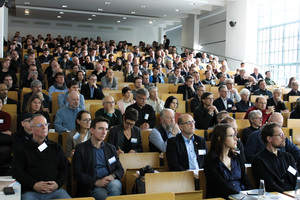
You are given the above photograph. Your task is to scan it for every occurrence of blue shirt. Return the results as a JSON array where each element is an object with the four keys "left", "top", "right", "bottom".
[
  {"left": 93, "top": 142, "right": 110, "bottom": 179},
  {"left": 89, "top": 85, "right": 95, "bottom": 99},
  {"left": 181, "top": 134, "right": 199, "bottom": 170}
]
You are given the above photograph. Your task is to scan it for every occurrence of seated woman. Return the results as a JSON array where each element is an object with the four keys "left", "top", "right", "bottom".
[
  {"left": 0, "top": 97, "right": 12, "bottom": 175},
  {"left": 75, "top": 70, "right": 86, "bottom": 90},
  {"left": 204, "top": 124, "right": 251, "bottom": 199},
  {"left": 164, "top": 96, "right": 181, "bottom": 123},
  {"left": 117, "top": 86, "right": 135, "bottom": 114},
  {"left": 23, "top": 93, "right": 50, "bottom": 123},
  {"left": 290, "top": 98, "right": 300, "bottom": 119},
  {"left": 65, "top": 110, "right": 91, "bottom": 157},
  {"left": 107, "top": 108, "right": 142, "bottom": 155}
]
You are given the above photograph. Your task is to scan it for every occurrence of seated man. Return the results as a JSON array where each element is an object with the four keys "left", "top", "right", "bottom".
[
  {"left": 245, "top": 112, "right": 300, "bottom": 163},
  {"left": 81, "top": 74, "right": 104, "bottom": 100},
  {"left": 12, "top": 114, "right": 71, "bottom": 200},
  {"left": 287, "top": 81, "right": 300, "bottom": 101},
  {"left": 191, "top": 85, "right": 206, "bottom": 112},
  {"left": 54, "top": 91, "right": 83, "bottom": 133},
  {"left": 0, "top": 83, "right": 17, "bottom": 105},
  {"left": 48, "top": 72, "right": 68, "bottom": 100},
  {"left": 101, "top": 69, "right": 118, "bottom": 90},
  {"left": 234, "top": 69, "right": 248, "bottom": 85},
  {"left": 127, "top": 64, "right": 141, "bottom": 83},
  {"left": 22, "top": 80, "right": 51, "bottom": 112},
  {"left": 126, "top": 88, "right": 156, "bottom": 129},
  {"left": 244, "top": 96, "right": 273, "bottom": 125},
  {"left": 57, "top": 80, "right": 85, "bottom": 110},
  {"left": 250, "top": 67, "right": 263, "bottom": 81},
  {"left": 139, "top": 60, "right": 152, "bottom": 76},
  {"left": 265, "top": 71, "right": 276, "bottom": 86},
  {"left": 267, "top": 88, "right": 288, "bottom": 113},
  {"left": 149, "top": 67, "right": 164, "bottom": 83},
  {"left": 225, "top": 78, "right": 241, "bottom": 102},
  {"left": 132, "top": 77, "right": 143, "bottom": 100},
  {"left": 22, "top": 64, "right": 43, "bottom": 88},
  {"left": 194, "top": 92, "right": 218, "bottom": 129},
  {"left": 252, "top": 122, "right": 298, "bottom": 192},
  {"left": 202, "top": 70, "right": 216, "bottom": 86},
  {"left": 235, "top": 88, "right": 254, "bottom": 112},
  {"left": 253, "top": 80, "right": 273, "bottom": 99},
  {"left": 213, "top": 85, "right": 236, "bottom": 112},
  {"left": 242, "top": 110, "right": 262, "bottom": 145},
  {"left": 146, "top": 86, "right": 165, "bottom": 113},
  {"left": 95, "top": 96, "right": 123, "bottom": 129},
  {"left": 177, "top": 75, "right": 196, "bottom": 101},
  {"left": 193, "top": 71, "right": 203, "bottom": 90},
  {"left": 3, "top": 74, "right": 18, "bottom": 91},
  {"left": 73, "top": 117, "right": 123, "bottom": 200},
  {"left": 166, "top": 114, "right": 207, "bottom": 171},
  {"left": 92, "top": 62, "right": 106, "bottom": 82},
  {"left": 168, "top": 67, "right": 184, "bottom": 84},
  {"left": 67, "top": 64, "right": 80, "bottom": 81},
  {"left": 142, "top": 71, "right": 151, "bottom": 89},
  {"left": 38, "top": 48, "right": 53, "bottom": 63},
  {"left": 149, "top": 109, "right": 180, "bottom": 152}
]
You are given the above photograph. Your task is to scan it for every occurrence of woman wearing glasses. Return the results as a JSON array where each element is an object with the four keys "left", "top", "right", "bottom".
[
  {"left": 65, "top": 110, "right": 91, "bottom": 157},
  {"left": 107, "top": 108, "right": 142, "bottom": 155},
  {"left": 204, "top": 124, "right": 251, "bottom": 199}
]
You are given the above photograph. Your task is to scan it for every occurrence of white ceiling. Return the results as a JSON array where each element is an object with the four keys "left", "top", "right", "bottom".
[{"left": 13, "top": 0, "right": 228, "bottom": 27}]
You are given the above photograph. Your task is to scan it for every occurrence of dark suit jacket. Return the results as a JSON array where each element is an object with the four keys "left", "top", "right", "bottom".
[
  {"left": 267, "top": 98, "right": 287, "bottom": 112},
  {"left": 250, "top": 73, "right": 263, "bottom": 80},
  {"left": 22, "top": 92, "right": 51, "bottom": 112},
  {"left": 177, "top": 84, "right": 195, "bottom": 100},
  {"left": 234, "top": 75, "right": 248, "bottom": 85},
  {"left": 213, "top": 97, "right": 235, "bottom": 112},
  {"left": 145, "top": 57, "right": 156, "bottom": 64},
  {"left": 73, "top": 139, "right": 124, "bottom": 197},
  {"left": 190, "top": 95, "right": 201, "bottom": 112},
  {"left": 80, "top": 83, "right": 104, "bottom": 100},
  {"left": 107, "top": 124, "right": 143, "bottom": 153},
  {"left": 166, "top": 133, "right": 207, "bottom": 171},
  {"left": 7, "top": 97, "right": 17, "bottom": 104}
]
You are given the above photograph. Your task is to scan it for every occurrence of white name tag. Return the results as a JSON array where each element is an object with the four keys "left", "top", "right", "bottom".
[
  {"left": 73, "top": 132, "right": 80, "bottom": 140},
  {"left": 228, "top": 104, "right": 232, "bottom": 108},
  {"left": 144, "top": 113, "right": 149, "bottom": 120},
  {"left": 108, "top": 156, "right": 116, "bottom": 165},
  {"left": 131, "top": 138, "right": 137, "bottom": 143},
  {"left": 0, "top": 119, "right": 4, "bottom": 124},
  {"left": 198, "top": 149, "right": 206, "bottom": 155},
  {"left": 288, "top": 165, "right": 297, "bottom": 176},
  {"left": 38, "top": 142, "right": 48, "bottom": 152}
]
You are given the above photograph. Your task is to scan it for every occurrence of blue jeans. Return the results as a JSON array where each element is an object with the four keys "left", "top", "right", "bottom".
[
  {"left": 21, "top": 188, "right": 71, "bottom": 200},
  {"left": 90, "top": 179, "right": 122, "bottom": 200}
]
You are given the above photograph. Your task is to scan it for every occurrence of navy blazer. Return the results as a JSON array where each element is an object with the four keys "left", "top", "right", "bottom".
[
  {"left": 107, "top": 124, "right": 143, "bottom": 153},
  {"left": 213, "top": 97, "right": 235, "bottom": 112},
  {"left": 73, "top": 139, "right": 124, "bottom": 196},
  {"left": 166, "top": 133, "right": 207, "bottom": 171},
  {"left": 80, "top": 83, "right": 104, "bottom": 100}
]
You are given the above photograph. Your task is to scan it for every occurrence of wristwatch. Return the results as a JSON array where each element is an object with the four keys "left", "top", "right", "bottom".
[{"left": 111, "top": 174, "right": 116, "bottom": 179}]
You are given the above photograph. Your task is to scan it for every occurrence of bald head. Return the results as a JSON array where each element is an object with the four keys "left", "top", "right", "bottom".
[{"left": 268, "top": 112, "right": 283, "bottom": 126}]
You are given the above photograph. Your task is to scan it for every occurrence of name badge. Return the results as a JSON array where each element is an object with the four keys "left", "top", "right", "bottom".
[
  {"left": 131, "top": 138, "right": 137, "bottom": 143},
  {"left": 288, "top": 166, "right": 297, "bottom": 176},
  {"left": 73, "top": 132, "right": 80, "bottom": 140},
  {"left": 0, "top": 119, "right": 4, "bottom": 124},
  {"left": 228, "top": 104, "right": 232, "bottom": 108},
  {"left": 144, "top": 113, "right": 149, "bottom": 120},
  {"left": 108, "top": 156, "right": 116, "bottom": 165},
  {"left": 198, "top": 149, "right": 206, "bottom": 155},
  {"left": 38, "top": 142, "right": 48, "bottom": 152}
]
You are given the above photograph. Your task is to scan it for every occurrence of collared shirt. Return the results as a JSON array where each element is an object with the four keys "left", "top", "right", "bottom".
[
  {"left": 181, "top": 134, "right": 199, "bottom": 170},
  {"left": 89, "top": 85, "right": 95, "bottom": 99},
  {"left": 221, "top": 97, "right": 228, "bottom": 109},
  {"left": 93, "top": 142, "right": 110, "bottom": 179}
]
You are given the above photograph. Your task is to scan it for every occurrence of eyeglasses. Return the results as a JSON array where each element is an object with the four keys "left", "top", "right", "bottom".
[
  {"left": 180, "top": 120, "right": 195, "bottom": 125},
  {"left": 137, "top": 96, "right": 147, "bottom": 101},
  {"left": 227, "top": 133, "right": 238, "bottom": 138},
  {"left": 31, "top": 123, "right": 50, "bottom": 128},
  {"left": 81, "top": 119, "right": 92, "bottom": 123},
  {"left": 23, "top": 119, "right": 31, "bottom": 123},
  {"left": 272, "top": 133, "right": 285, "bottom": 137},
  {"left": 125, "top": 121, "right": 135, "bottom": 126}
]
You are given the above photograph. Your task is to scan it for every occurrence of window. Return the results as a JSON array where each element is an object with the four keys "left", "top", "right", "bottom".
[{"left": 257, "top": 0, "right": 300, "bottom": 85}]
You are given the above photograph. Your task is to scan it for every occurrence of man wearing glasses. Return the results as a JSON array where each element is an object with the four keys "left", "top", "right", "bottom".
[
  {"left": 252, "top": 122, "right": 298, "bottom": 193},
  {"left": 213, "top": 85, "right": 236, "bottom": 112},
  {"left": 12, "top": 114, "right": 71, "bottom": 199},
  {"left": 126, "top": 88, "right": 156, "bottom": 129},
  {"left": 166, "top": 114, "right": 207, "bottom": 171},
  {"left": 80, "top": 74, "right": 104, "bottom": 100},
  {"left": 95, "top": 96, "right": 123, "bottom": 129}
]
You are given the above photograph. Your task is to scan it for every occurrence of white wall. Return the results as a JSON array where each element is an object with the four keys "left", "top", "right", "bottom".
[
  {"left": 8, "top": 15, "right": 159, "bottom": 45},
  {"left": 199, "top": 11, "right": 226, "bottom": 61}
]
